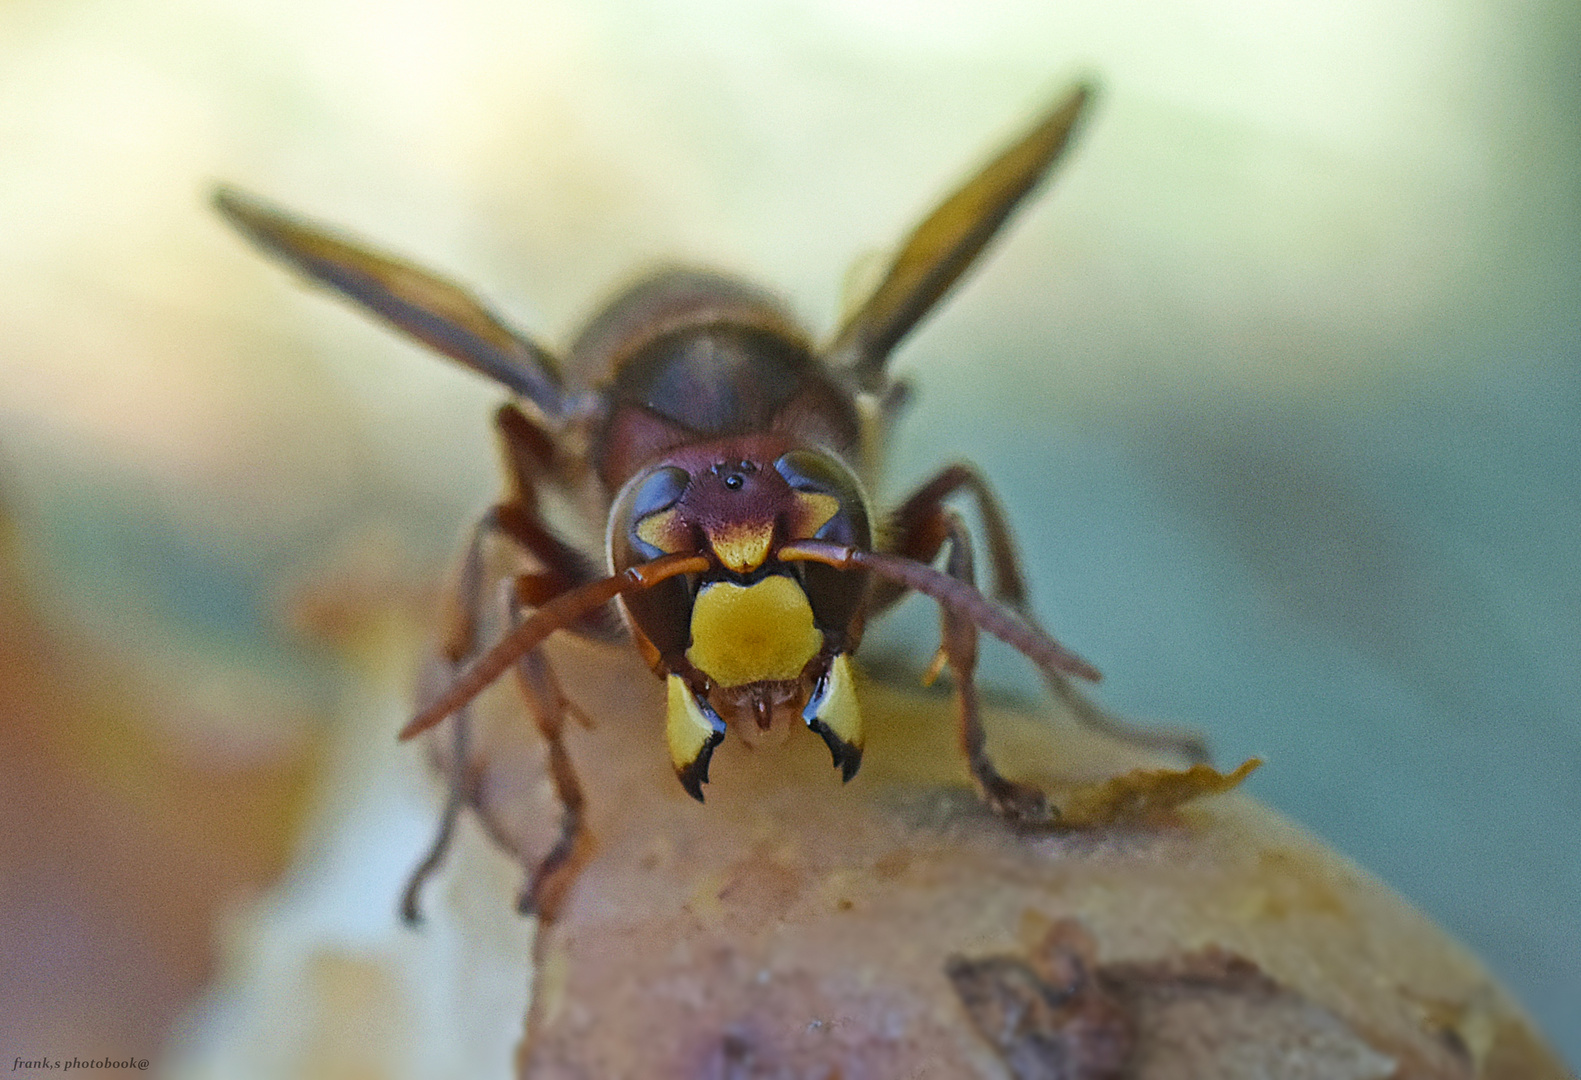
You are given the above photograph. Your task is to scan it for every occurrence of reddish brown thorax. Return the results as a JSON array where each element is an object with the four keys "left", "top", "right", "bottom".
[{"left": 579, "top": 274, "right": 862, "bottom": 496}]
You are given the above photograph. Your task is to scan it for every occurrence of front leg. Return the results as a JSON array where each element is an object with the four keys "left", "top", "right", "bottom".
[
  {"left": 503, "top": 598, "right": 593, "bottom": 923},
  {"left": 934, "top": 509, "right": 1057, "bottom": 827},
  {"left": 885, "top": 462, "right": 1209, "bottom": 764},
  {"left": 400, "top": 654, "right": 478, "bottom": 924},
  {"left": 878, "top": 462, "right": 1030, "bottom": 616},
  {"left": 403, "top": 395, "right": 612, "bottom": 924},
  {"left": 403, "top": 516, "right": 605, "bottom": 923},
  {"left": 401, "top": 504, "right": 505, "bottom": 926}
]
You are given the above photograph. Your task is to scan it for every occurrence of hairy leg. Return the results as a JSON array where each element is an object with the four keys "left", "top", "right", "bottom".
[
  {"left": 504, "top": 627, "right": 592, "bottom": 922},
  {"left": 403, "top": 405, "right": 606, "bottom": 922},
  {"left": 884, "top": 462, "right": 1208, "bottom": 763},
  {"left": 400, "top": 660, "right": 477, "bottom": 924},
  {"left": 934, "top": 510, "right": 1057, "bottom": 826},
  {"left": 402, "top": 505, "right": 505, "bottom": 925}
]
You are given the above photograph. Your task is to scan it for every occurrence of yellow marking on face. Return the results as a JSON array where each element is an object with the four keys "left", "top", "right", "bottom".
[
  {"left": 686, "top": 576, "right": 823, "bottom": 687},
  {"left": 635, "top": 507, "right": 687, "bottom": 554},
  {"left": 666, "top": 674, "right": 720, "bottom": 773},
  {"left": 707, "top": 521, "right": 775, "bottom": 573},
  {"left": 810, "top": 653, "right": 863, "bottom": 750},
  {"left": 789, "top": 491, "right": 840, "bottom": 539}
]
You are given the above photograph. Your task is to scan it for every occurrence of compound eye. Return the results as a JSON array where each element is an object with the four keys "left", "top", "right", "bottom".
[
  {"left": 617, "top": 465, "right": 692, "bottom": 559},
  {"left": 773, "top": 449, "right": 870, "bottom": 549},
  {"left": 607, "top": 465, "right": 696, "bottom": 661}
]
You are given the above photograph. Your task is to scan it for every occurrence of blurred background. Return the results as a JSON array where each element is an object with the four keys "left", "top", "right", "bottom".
[{"left": 0, "top": 0, "right": 1575, "bottom": 1069}]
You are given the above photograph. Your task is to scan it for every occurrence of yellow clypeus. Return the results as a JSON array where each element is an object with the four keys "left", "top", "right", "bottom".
[{"left": 686, "top": 576, "right": 823, "bottom": 687}]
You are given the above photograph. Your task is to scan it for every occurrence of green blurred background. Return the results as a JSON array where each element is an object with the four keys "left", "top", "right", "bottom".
[{"left": 1, "top": 0, "right": 1575, "bottom": 1067}]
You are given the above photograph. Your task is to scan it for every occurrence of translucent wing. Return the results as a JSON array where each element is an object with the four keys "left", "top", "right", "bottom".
[
  {"left": 827, "top": 83, "right": 1093, "bottom": 387},
  {"left": 214, "top": 186, "right": 569, "bottom": 417}
]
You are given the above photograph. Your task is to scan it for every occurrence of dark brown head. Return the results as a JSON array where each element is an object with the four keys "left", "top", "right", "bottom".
[{"left": 607, "top": 434, "right": 871, "bottom": 797}]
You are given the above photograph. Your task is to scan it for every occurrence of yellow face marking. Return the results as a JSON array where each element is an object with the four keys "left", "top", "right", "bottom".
[
  {"left": 789, "top": 491, "right": 840, "bottom": 539},
  {"left": 635, "top": 507, "right": 687, "bottom": 554},
  {"left": 686, "top": 576, "right": 823, "bottom": 687},
  {"left": 809, "top": 653, "right": 863, "bottom": 750},
  {"left": 707, "top": 521, "right": 775, "bottom": 574},
  {"left": 666, "top": 674, "right": 721, "bottom": 774}
]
